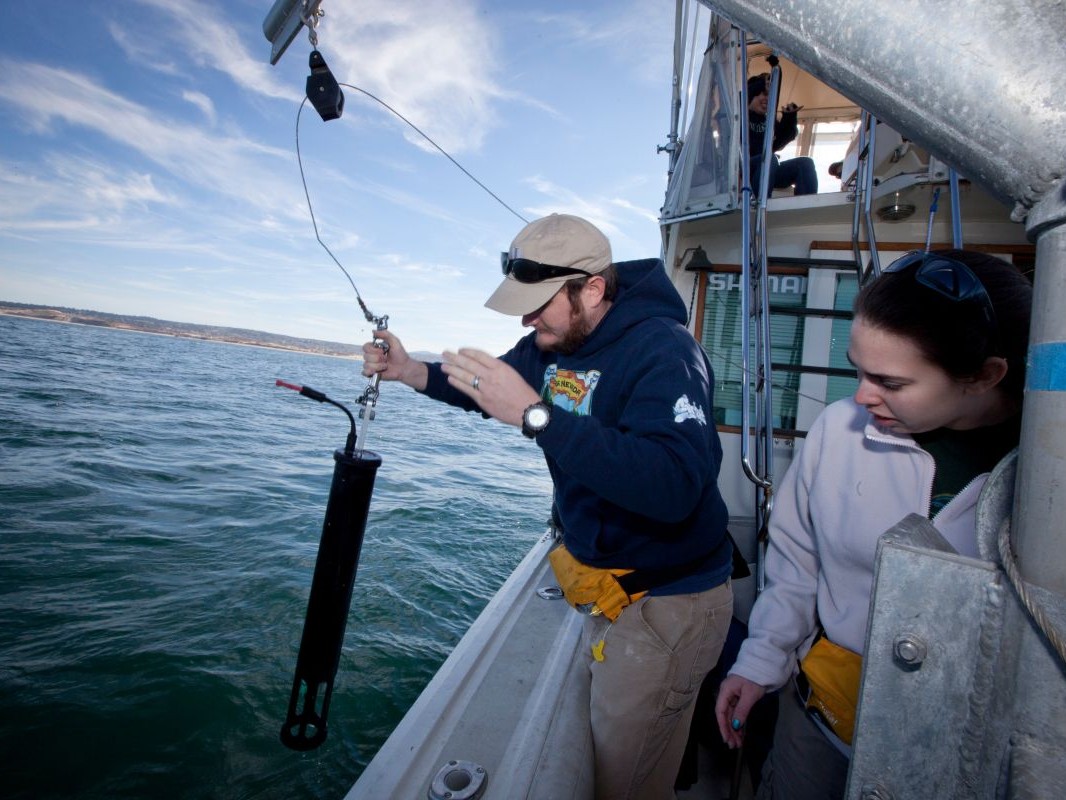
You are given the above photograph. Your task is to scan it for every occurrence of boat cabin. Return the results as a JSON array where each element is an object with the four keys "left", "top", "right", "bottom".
[{"left": 658, "top": 17, "right": 1033, "bottom": 637}]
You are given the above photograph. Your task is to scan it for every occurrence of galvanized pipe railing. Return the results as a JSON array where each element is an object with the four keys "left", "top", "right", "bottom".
[
  {"left": 736, "top": 38, "right": 777, "bottom": 594},
  {"left": 949, "top": 168, "right": 963, "bottom": 248},
  {"left": 861, "top": 117, "right": 880, "bottom": 277},
  {"left": 849, "top": 113, "right": 868, "bottom": 283},
  {"left": 738, "top": 48, "right": 775, "bottom": 496}
]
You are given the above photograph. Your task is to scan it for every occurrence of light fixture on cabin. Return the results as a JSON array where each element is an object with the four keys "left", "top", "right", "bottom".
[
  {"left": 677, "top": 246, "right": 713, "bottom": 271},
  {"left": 876, "top": 192, "right": 916, "bottom": 222}
]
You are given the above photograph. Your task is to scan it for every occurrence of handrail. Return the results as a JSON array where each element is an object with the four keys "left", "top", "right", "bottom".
[
  {"left": 737, "top": 36, "right": 754, "bottom": 480},
  {"left": 663, "top": 0, "right": 687, "bottom": 178},
  {"left": 738, "top": 43, "right": 774, "bottom": 494},
  {"left": 849, "top": 111, "right": 882, "bottom": 281},
  {"left": 849, "top": 112, "right": 868, "bottom": 283},
  {"left": 862, "top": 116, "right": 882, "bottom": 277},
  {"left": 738, "top": 38, "right": 777, "bottom": 595},
  {"left": 949, "top": 167, "right": 963, "bottom": 247}
]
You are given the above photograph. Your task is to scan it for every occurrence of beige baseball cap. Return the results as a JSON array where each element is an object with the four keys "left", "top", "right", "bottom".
[{"left": 485, "top": 214, "right": 612, "bottom": 316}]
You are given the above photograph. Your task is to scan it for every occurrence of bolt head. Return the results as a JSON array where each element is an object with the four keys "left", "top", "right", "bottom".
[{"left": 893, "top": 633, "right": 927, "bottom": 666}]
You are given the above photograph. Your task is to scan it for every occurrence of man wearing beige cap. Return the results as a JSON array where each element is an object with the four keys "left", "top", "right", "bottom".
[{"left": 363, "top": 213, "right": 733, "bottom": 799}]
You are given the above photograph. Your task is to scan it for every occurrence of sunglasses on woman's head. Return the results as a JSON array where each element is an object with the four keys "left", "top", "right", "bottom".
[
  {"left": 500, "top": 253, "right": 592, "bottom": 284},
  {"left": 883, "top": 251, "right": 999, "bottom": 334}
]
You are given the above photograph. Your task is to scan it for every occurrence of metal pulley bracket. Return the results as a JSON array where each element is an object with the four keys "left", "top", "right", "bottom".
[{"left": 263, "top": 0, "right": 325, "bottom": 65}]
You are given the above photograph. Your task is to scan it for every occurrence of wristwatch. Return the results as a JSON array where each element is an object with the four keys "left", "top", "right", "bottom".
[{"left": 522, "top": 402, "right": 552, "bottom": 438}]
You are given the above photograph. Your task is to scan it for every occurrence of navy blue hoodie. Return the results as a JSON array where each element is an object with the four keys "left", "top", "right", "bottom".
[{"left": 422, "top": 258, "right": 732, "bottom": 594}]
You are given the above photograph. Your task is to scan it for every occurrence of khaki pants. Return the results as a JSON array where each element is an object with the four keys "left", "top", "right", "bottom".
[{"left": 582, "top": 580, "right": 733, "bottom": 800}]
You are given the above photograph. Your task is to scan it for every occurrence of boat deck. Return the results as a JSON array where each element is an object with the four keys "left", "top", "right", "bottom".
[{"left": 346, "top": 532, "right": 596, "bottom": 799}]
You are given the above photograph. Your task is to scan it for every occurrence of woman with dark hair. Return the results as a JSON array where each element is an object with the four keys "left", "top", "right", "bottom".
[{"left": 713, "top": 250, "right": 1033, "bottom": 799}]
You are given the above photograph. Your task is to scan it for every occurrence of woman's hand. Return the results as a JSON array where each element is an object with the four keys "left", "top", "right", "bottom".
[{"left": 715, "top": 674, "right": 767, "bottom": 748}]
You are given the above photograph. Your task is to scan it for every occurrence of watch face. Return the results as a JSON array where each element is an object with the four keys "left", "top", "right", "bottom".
[{"left": 526, "top": 405, "right": 550, "bottom": 429}]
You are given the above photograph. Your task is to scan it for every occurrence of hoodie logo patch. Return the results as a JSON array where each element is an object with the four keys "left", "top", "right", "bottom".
[
  {"left": 673, "top": 394, "right": 707, "bottom": 426},
  {"left": 543, "top": 366, "right": 600, "bottom": 415}
]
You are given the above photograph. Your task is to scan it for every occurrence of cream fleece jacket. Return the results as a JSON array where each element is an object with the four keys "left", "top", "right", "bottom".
[{"left": 730, "top": 397, "right": 989, "bottom": 690}]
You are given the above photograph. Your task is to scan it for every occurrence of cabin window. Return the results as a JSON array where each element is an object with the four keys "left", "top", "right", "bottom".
[
  {"left": 696, "top": 265, "right": 860, "bottom": 435},
  {"left": 809, "top": 120, "right": 861, "bottom": 191},
  {"left": 825, "top": 272, "right": 860, "bottom": 404},
  {"left": 777, "top": 119, "right": 861, "bottom": 193}
]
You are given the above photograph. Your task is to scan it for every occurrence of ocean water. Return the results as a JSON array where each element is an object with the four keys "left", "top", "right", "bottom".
[{"left": 0, "top": 314, "right": 553, "bottom": 799}]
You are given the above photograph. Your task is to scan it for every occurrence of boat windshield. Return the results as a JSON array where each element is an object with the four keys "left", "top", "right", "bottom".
[{"left": 662, "top": 16, "right": 740, "bottom": 222}]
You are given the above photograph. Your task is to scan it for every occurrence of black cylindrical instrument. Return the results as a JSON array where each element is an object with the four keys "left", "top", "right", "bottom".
[{"left": 279, "top": 447, "right": 381, "bottom": 751}]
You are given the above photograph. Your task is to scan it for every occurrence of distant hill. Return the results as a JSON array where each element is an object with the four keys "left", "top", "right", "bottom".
[{"left": 0, "top": 301, "right": 363, "bottom": 359}]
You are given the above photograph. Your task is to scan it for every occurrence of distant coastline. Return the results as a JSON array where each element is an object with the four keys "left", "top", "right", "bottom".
[{"left": 0, "top": 301, "right": 364, "bottom": 359}]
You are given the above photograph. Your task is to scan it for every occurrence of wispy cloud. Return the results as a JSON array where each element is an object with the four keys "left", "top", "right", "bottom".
[
  {"left": 120, "top": 0, "right": 520, "bottom": 156},
  {"left": 0, "top": 152, "right": 175, "bottom": 236},
  {"left": 610, "top": 197, "right": 660, "bottom": 225},
  {"left": 322, "top": 1, "right": 511, "bottom": 154},
  {"left": 0, "top": 59, "right": 299, "bottom": 219},
  {"left": 524, "top": 175, "right": 616, "bottom": 227},
  {"left": 181, "top": 89, "right": 217, "bottom": 124},
  {"left": 521, "top": 0, "right": 672, "bottom": 85},
  {"left": 123, "top": 0, "right": 298, "bottom": 102},
  {"left": 523, "top": 175, "right": 662, "bottom": 259}
]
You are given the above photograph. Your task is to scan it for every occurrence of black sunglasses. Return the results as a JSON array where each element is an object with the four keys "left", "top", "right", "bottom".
[
  {"left": 883, "top": 251, "right": 998, "bottom": 333},
  {"left": 500, "top": 253, "right": 592, "bottom": 284}
]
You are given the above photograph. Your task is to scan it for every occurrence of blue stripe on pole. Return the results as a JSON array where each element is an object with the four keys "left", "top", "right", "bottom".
[{"left": 1028, "top": 342, "right": 1066, "bottom": 392}]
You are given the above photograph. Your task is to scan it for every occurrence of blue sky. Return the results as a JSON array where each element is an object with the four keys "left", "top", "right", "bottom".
[{"left": 0, "top": 0, "right": 679, "bottom": 355}]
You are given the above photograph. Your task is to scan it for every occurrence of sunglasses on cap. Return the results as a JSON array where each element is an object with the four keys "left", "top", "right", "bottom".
[
  {"left": 500, "top": 253, "right": 592, "bottom": 284},
  {"left": 883, "top": 251, "right": 999, "bottom": 333}
]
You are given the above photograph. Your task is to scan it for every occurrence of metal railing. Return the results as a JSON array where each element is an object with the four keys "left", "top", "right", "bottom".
[{"left": 738, "top": 38, "right": 776, "bottom": 592}]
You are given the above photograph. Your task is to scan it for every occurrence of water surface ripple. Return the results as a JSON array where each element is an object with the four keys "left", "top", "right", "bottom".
[{"left": 0, "top": 315, "right": 552, "bottom": 799}]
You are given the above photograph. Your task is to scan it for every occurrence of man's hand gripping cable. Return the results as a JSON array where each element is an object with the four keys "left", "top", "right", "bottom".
[{"left": 354, "top": 309, "right": 389, "bottom": 453}]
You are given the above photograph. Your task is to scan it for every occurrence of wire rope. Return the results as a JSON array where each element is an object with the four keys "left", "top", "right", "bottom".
[
  {"left": 294, "top": 83, "right": 528, "bottom": 315},
  {"left": 339, "top": 83, "right": 528, "bottom": 226}
]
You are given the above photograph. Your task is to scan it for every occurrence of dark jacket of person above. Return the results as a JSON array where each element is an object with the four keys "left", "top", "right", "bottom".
[{"left": 748, "top": 107, "right": 799, "bottom": 156}]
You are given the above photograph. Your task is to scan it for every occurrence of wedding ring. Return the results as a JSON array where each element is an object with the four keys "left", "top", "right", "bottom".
[{"left": 472, "top": 375, "right": 481, "bottom": 390}]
